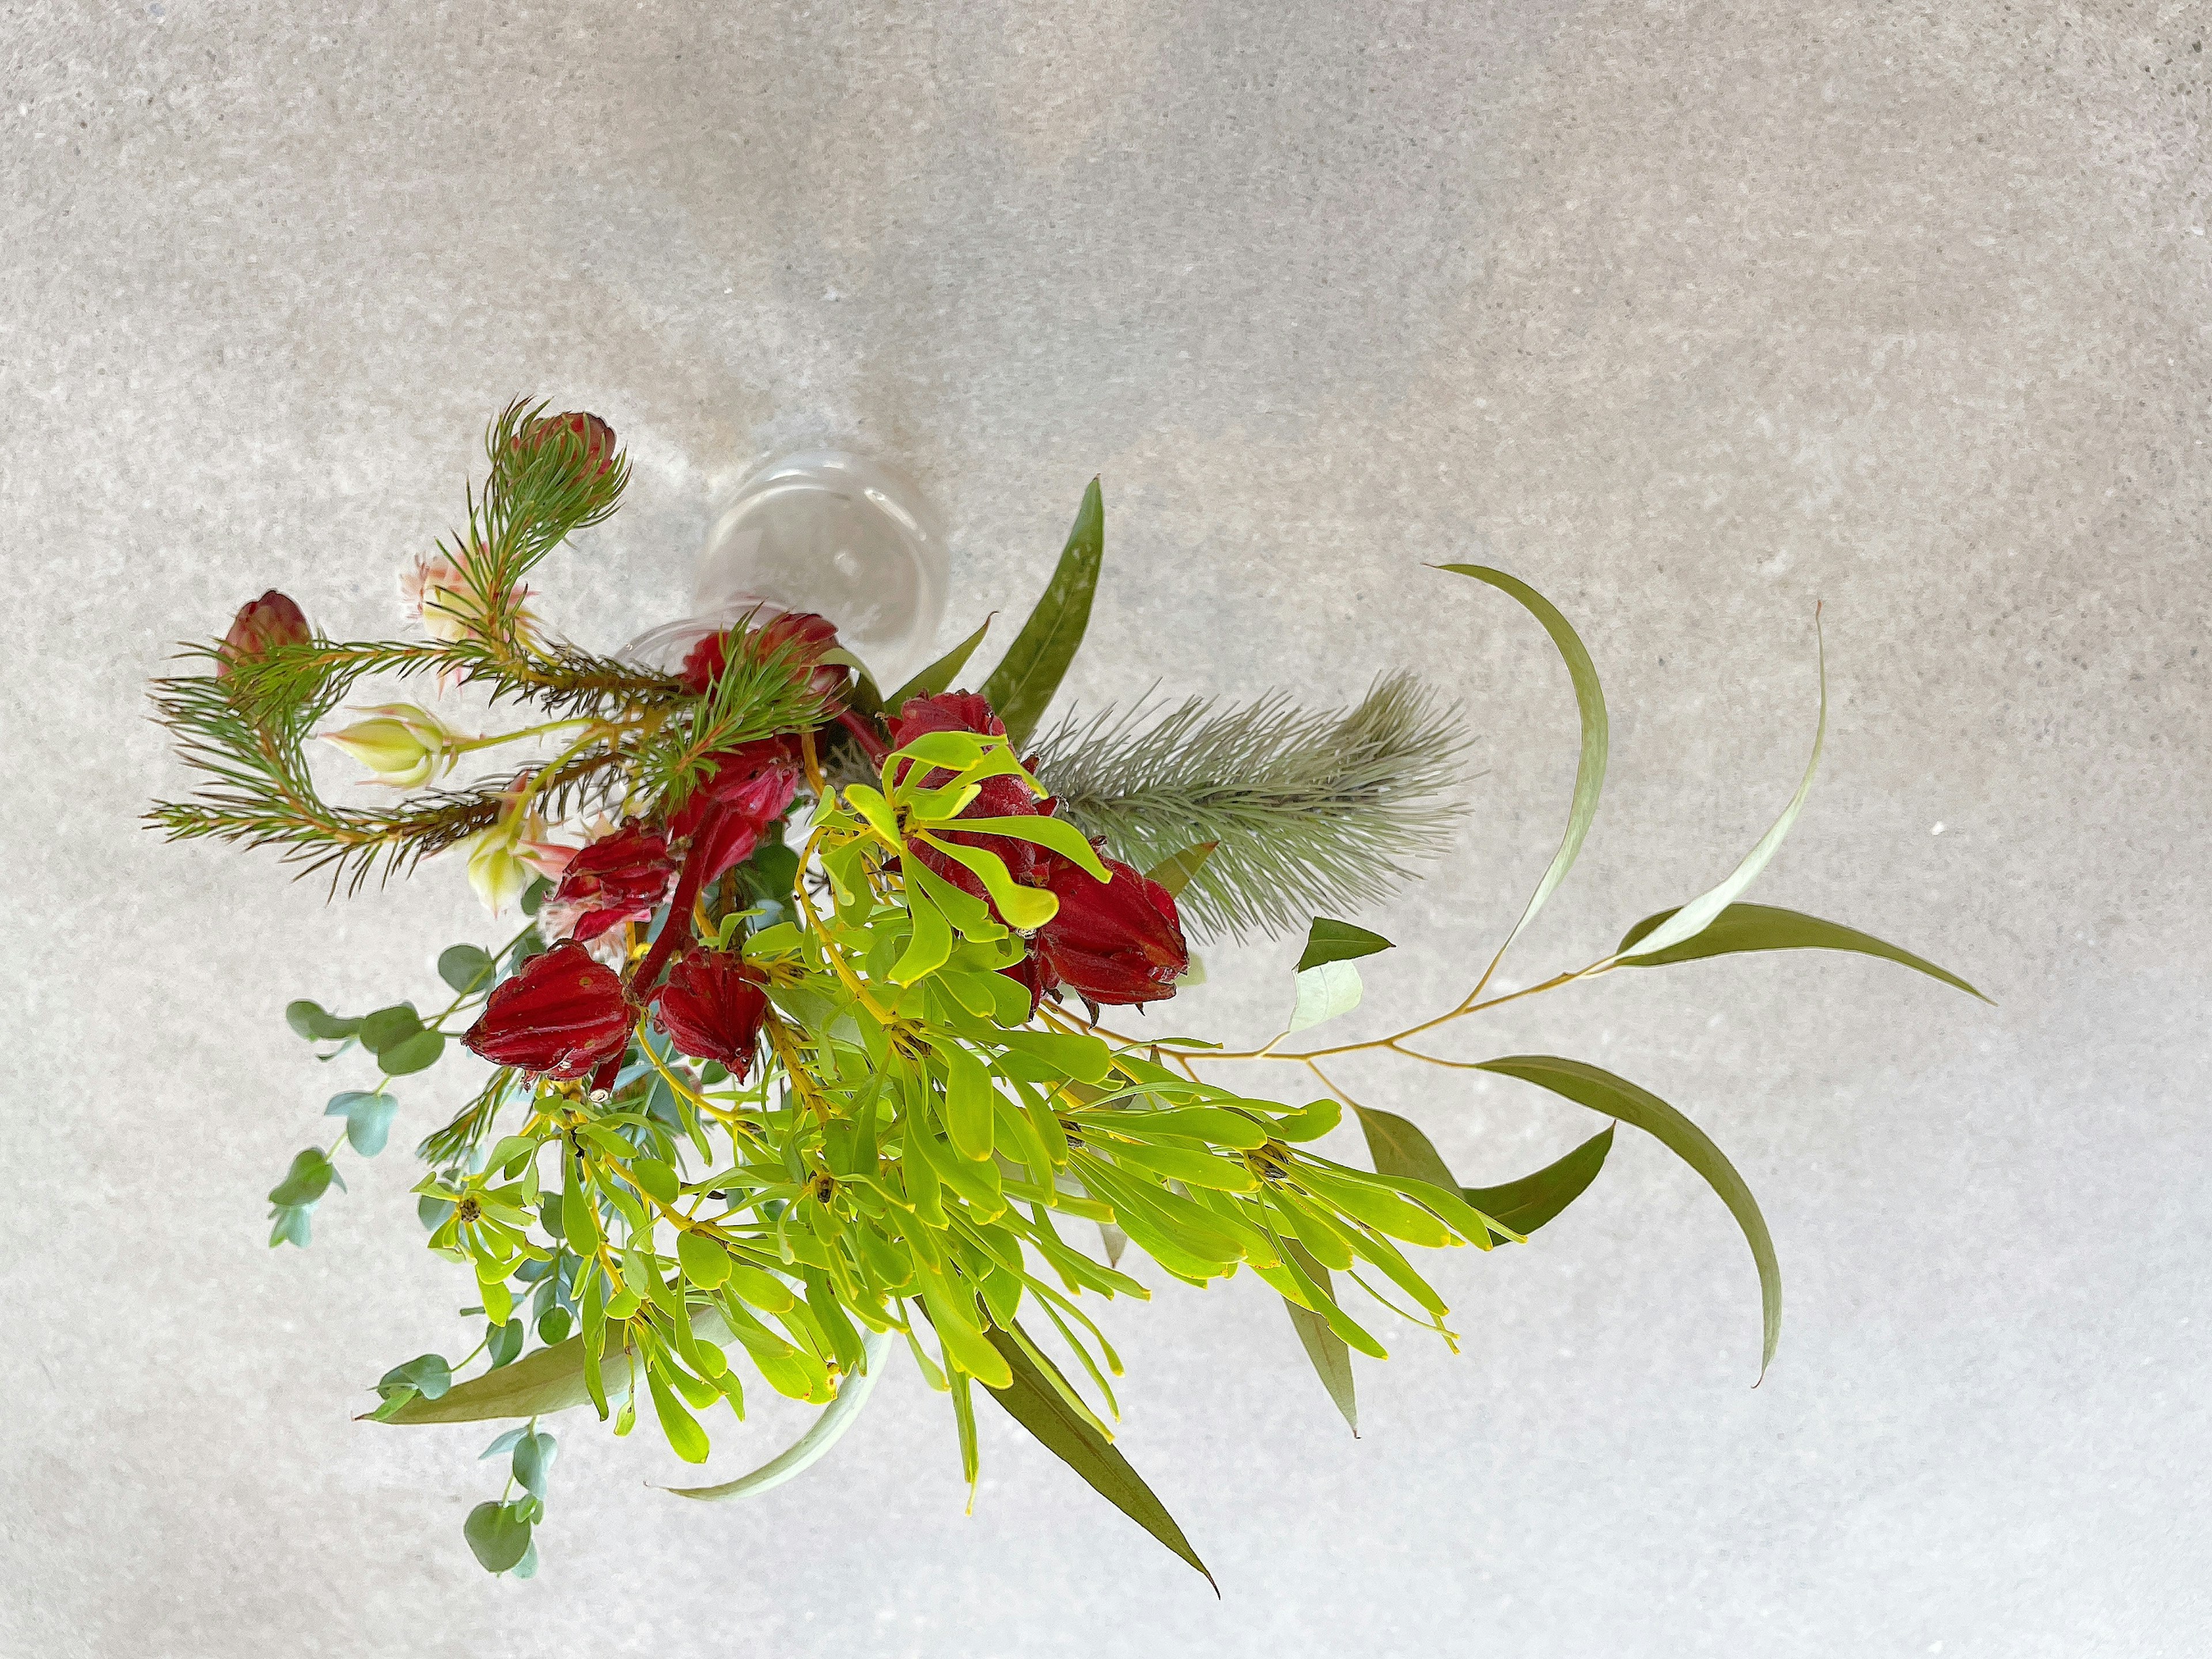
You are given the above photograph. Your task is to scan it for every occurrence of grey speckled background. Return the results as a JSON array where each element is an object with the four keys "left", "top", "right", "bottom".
[{"left": 3, "top": 2, "right": 2208, "bottom": 1655}]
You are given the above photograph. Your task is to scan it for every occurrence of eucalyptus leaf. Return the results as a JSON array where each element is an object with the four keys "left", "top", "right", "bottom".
[
  {"left": 357, "top": 1005, "right": 422, "bottom": 1055},
  {"left": 1439, "top": 564, "right": 1608, "bottom": 957},
  {"left": 1143, "top": 842, "right": 1218, "bottom": 899},
  {"left": 1475, "top": 1055, "right": 1782, "bottom": 1377},
  {"left": 325, "top": 1090, "right": 399, "bottom": 1157},
  {"left": 267, "top": 1205, "right": 312, "bottom": 1249},
  {"left": 285, "top": 1000, "right": 361, "bottom": 1041},
  {"left": 268, "top": 1148, "right": 338, "bottom": 1207},
  {"left": 488, "top": 1319, "right": 525, "bottom": 1368},
  {"left": 979, "top": 478, "right": 1104, "bottom": 747},
  {"left": 380, "top": 1353, "right": 453, "bottom": 1402},
  {"left": 1279, "top": 1239, "right": 1357, "bottom": 1435},
  {"left": 521, "top": 876, "right": 550, "bottom": 918},
  {"left": 463, "top": 1501, "right": 532, "bottom": 1574},
  {"left": 979, "top": 1323, "right": 1215, "bottom": 1591},
  {"left": 1464, "top": 1127, "right": 1614, "bottom": 1242},
  {"left": 438, "top": 944, "right": 496, "bottom": 995},
  {"left": 1615, "top": 902, "right": 1987, "bottom": 1002},
  {"left": 888, "top": 616, "right": 994, "bottom": 710},
  {"left": 479, "top": 1427, "right": 528, "bottom": 1460},
  {"left": 513, "top": 1429, "right": 558, "bottom": 1498},
  {"left": 1610, "top": 625, "right": 1827, "bottom": 963},
  {"left": 375, "top": 1329, "right": 626, "bottom": 1424},
  {"left": 663, "top": 1328, "right": 892, "bottom": 1501},
  {"left": 1287, "top": 961, "right": 1363, "bottom": 1033},
  {"left": 380, "top": 1029, "right": 446, "bottom": 1076},
  {"left": 1294, "top": 918, "right": 1393, "bottom": 974}
]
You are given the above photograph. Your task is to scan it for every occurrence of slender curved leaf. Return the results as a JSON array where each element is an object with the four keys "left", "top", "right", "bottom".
[
  {"left": 888, "top": 617, "right": 994, "bottom": 710},
  {"left": 1354, "top": 1106, "right": 1458, "bottom": 1191},
  {"left": 979, "top": 478, "right": 1103, "bottom": 747},
  {"left": 1143, "top": 842, "right": 1218, "bottom": 899},
  {"left": 1439, "top": 564, "right": 1608, "bottom": 952},
  {"left": 1464, "top": 1127, "right": 1614, "bottom": 1242},
  {"left": 376, "top": 1330, "right": 622, "bottom": 1424},
  {"left": 663, "top": 1328, "right": 892, "bottom": 1501},
  {"left": 1295, "top": 918, "right": 1393, "bottom": 974},
  {"left": 1616, "top": 902, "right": 1987, "bottom": 1002},
  {"left": 1475, "top": 1056, "right": 1781, "bottom": 1378},
  {"left": 1279, "top": 1239, "right": 1357, "bottom": 1435},
  {"left": 980, "top": 1323, "right": 1214, "bottom": 1590},
  {"left": 1612, "top": 623, "right": 1827, "bottom": 963}
]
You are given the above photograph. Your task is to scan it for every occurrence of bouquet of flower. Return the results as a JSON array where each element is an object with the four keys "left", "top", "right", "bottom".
[{"left": 150, "top": 403, "right": 1979, "bottom": 1584}]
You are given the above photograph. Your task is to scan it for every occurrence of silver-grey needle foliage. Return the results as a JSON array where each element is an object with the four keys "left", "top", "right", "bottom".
[{"left": 1031, "top": 671, "right": 1469, "bottom": 941}]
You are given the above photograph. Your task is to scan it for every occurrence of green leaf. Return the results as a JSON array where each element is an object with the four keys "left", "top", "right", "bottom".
[
  {"left": 380, "top": 1030, "right": 445, "bottom": 1076},
  {"left": 1474, "top": 1056, "right": 1782, "bottom": 1378},
  {"left": 487, "top": 1319, "right": 525, "bottom": 1368},
  {"left": 1287, "top": 961, "right": 1363, "bottom": 1034},
  {"left": 664, "top": 1328, "right": 892, "bottom": 1501},
  {"left": 979, "top": 478, "right": 1104, "bottom": 747},
  {"left": 521, "top": 876, "right": 551, "bottom": 918},
  {"left": 1143, "top": 842, "right": 1218, "bottom": 899},
  {"left": 463, "top": 1501, "right": 532, "bottom": 1574},
  {"left": 510, "top": 1540, "right": 540, "bottom": 1580},
  {"left": 439, "top": 944, "right": 497, "bottom": 995},
  {"left": 480, "top": 1427, "right": 528, "bottom": 1459},
  {"left": 513, "top": 1429, "right": 558, "bottom": 1498},
  {"left": 380, "top": 1353, "right": 453, "bottom": 1402},
  {"left": 888, "top": 616, "right": 994, "bottom": 710},
  {"left": 285, "top": 999, "right": 360, "bottom": 1041},
  {"left": 268, "top": 1147, "right": 338, "bottom": 1207},
  {"left": 979, "top": 1323, "right": 1215, "bottom": 1591},
  {"left": 1611, "top": 624, "right": 1827, "bottom": 963},
  {"left": 1354, "top": 1107, "right": 1459, "bottom": 1191},
  {"left": 645, "top": 1361, "right": 711, "bottom": 1463},
  {"left": 743, "top": 840, "right": 801, "bottom": 901},
  {"left": 1295, "top": 918, "right": 1394, "bottom": 974},
  {"left": 325, "top": 1090, "right": 398, "bottom": 1157},
  {"left": 357, "top": 1004, "right": 422, "bottom": 1055},
  {"left": 1463, "top": 1127, "right": 1614, "bottom": 1242},
  {"left": 1438, "top": 564, "right": 1608, "bottom": 956},
  {"left": 1615, "top": 902, "right": 1988, "bottom": 1002},
  {"left": 267, "top": 1205, "right": 312, "bottom": 1248},
  {"left": 374, "top": 1330, "right": 627, "bottom": 1424},
  {"left": 1279, "top": 1238, "right": 1357, "bottom": 1435}
]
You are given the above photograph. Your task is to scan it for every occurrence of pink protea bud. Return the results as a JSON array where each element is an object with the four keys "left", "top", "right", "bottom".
[
  {"left": 514, "top": 410, "right": 618, "bottom": 479},
  {"left": 218, "top": 590, "right": 310, "bottom": 676}
]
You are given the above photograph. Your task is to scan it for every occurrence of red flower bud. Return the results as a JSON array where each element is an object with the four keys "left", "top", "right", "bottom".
[
  {"left": 679, "top": 610, "right": 847, "bottom": 706},
  {"left": 650, "top": 949, "right": 770, "bottom": 1077},
  {"left": 513, "top": 410, "right": 618, "bottom": 479},
  {"left": 550, "top": 821, "right": 675, "bottom": 944},
  {"left": 666, "top": 737, "right": 804, "bottom": 883},
  {"left": 218, "top": 590, "right": 310, "bottom": 676},
  {"left": 1009, "top": 853, "right": 1190, "bottom": 1015},
  {"left": 462, "top": 942, "right": 634, "bottom": 1078},
  {"left": 892, "top": 691, "right": 1053, "bottom": 902}
]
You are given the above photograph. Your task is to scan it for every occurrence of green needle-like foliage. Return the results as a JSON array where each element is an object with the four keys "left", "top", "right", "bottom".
[{"left": 1032, "top": 671, "right": 1469, "bottom": 941}]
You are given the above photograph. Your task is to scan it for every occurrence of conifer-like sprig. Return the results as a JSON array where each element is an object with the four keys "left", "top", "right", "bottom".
[{"left": 1032, "top": 671, "right": 1469, "bottom": 940}]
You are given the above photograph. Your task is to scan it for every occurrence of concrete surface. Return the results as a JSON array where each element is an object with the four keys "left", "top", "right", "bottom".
[{"left": 3, "top": 2, "right": 2208, "bottom": 1656}]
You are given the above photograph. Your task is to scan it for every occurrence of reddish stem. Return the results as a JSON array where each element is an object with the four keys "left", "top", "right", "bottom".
[{"left": 836, "top": 707, "right": 891, "bottom": 766}]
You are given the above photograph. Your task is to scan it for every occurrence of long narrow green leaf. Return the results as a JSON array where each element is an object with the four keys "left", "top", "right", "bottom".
[
  {"left": 980, "top": 1324, "right": 1215, "bottom": 1590},
  {"left": 376, "top": 1329, "right": 621, "bottom": 1423},
  {"left": 1354, "top": 1105, "right": 1458, "bottom": 1191},
  {"left": 1616, "top": 902, "right": 1988, "bottom": 1002},
  {"left": 887, "top": 618, "right": 993, "bottom": 711},
  {"left": 1474, "top": 1056, "right": 1781, "bottom": 1378},
  {"left": 1438, "top": 564, "right": 1607, "bottom": 952},
  {"left": 1463, "top": 1127, "right": 1613, "bottom": 1242},
  {"left": 980, "top": 479, "right": 1104, "bottom": 747},
  {"left": 1613, "top": 623, "right": 1827, "bottom": 963},
  {"left": 662, "top": 1328, "right": 892, "bottom": 1501},
  {"left": 1279, "top": 1239, "right": 1357, "bottom": 1435}
]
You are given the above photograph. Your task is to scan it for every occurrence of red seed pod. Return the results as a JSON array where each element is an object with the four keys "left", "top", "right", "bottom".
[
  {"left": 461, "top": 942, "right": 634, "bottom": 1079},
  {"left": 550, "top": 821, "right": 676, "bottom": 944},
  {"left": 650, "top": 949, "right": 770, "bottom": 1077},
  {"left": 1004, "top": 851, "right": 1190, "bottom": 1016}
]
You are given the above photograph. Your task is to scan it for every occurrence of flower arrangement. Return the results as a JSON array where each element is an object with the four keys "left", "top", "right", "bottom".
[{"left": 150, "top": 402, "right": 1980, "bottom": 1584}]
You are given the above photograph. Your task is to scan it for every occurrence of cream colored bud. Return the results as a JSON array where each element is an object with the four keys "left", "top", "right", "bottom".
[{"left": 322, "top": 704, "right": 457, "bottom": 788}]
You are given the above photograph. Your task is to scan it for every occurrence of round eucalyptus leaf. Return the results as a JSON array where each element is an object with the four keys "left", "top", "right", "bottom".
[
  {"left": 438, "top": 944, "right": 496, "bottom": 995},
  {"left": 512, "top": 1429, "right": 558, "bottom": 1498},
  {"left": 267, "top": 1148, "right": 336, "bottom": 1207},
  {"left": 358, "top": 1005, "right": 422, "bottom": 1055},
  {"left": 463, "top": 1501, "right": 532, "bottom": 1574},
  {"left": 487, "top": 1318, "right": 525, "bottom": 1369},
  {"left": 380, "top": 1352, "right": 453, "bottom": 1402},
  {"left": 380, "top": 1030, "right": 446, "bottom": 1076}
]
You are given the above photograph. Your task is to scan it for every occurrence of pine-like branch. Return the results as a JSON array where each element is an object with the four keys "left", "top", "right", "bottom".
[{"left": 1031, "top": 671, "right": 1470, "bottom": 941}]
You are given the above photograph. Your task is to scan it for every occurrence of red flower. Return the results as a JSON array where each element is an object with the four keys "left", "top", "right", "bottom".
[
  {"left": 1009, "top": 852, "right": 1190, "bottom": 1016},
  {"left": 513, "top": 410, "right": 618, "bottom": 479},
  {"left": 550, "top": 821, "right": 675, "bottom": 944},
  {"left": 891, "top": 691, "right": 1053, "bottom": 902},
  {"left": 462, "top": 942, "right": 634, "bottom": 1078},
  {"left": 667, "top": 737, "right": 804, "bottom": 883},
  {"left": 218, "top": 590, "right": 310, "bottom": 676},
  {"left": 651, "top": 950, "right": 770, "bottom": 1077},
  {"left": 680, "top": 610, "right": 847, "bottom": 706}
]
